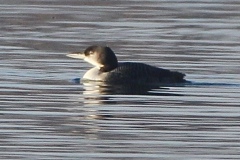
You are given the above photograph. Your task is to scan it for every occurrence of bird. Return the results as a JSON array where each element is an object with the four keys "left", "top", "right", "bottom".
[{"left": 66, "top": 45, "right": 186, "bottom": 84}]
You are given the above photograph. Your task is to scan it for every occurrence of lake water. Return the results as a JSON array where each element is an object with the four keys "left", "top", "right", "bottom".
[{"left": 1, "top": 0, "right": 240, "bottom": 159}]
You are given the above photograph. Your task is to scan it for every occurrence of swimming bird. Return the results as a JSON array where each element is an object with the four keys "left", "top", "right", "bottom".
[{"left": 67, "top": 45, "right": 186, "bottom": 84}]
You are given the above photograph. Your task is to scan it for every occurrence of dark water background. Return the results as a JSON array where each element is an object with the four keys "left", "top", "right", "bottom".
[{"left": 1, "top": 0, "right": 240, "bottom": 159}]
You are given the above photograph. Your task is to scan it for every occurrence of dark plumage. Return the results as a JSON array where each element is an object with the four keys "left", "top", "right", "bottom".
[{"left": 104, "top": 62, "right": 186, "bottom": 84}]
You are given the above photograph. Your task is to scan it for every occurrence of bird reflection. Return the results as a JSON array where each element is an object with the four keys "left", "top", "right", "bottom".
[
  {"left": 83, "top": 81, "right": 171, "bottom": 95},
  {"left": 69, "top": 78, "right": 185, "bottom": 106},
  {"left": 65, "top": 78, "right": 186, "bottom": 138}
]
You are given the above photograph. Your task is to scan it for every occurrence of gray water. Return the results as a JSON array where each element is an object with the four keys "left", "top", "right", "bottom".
[{"left": 1, "top": 0, "right": 240, "bottom": 159}]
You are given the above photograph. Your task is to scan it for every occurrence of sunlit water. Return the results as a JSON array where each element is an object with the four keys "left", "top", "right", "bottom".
[{"left": 1, "top": 0, "right": 240, "bottom": 159}]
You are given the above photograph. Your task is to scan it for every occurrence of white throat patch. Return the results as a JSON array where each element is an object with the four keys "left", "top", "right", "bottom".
[{"left": 84, "top": 57, "right": 103, "bottom": 69}]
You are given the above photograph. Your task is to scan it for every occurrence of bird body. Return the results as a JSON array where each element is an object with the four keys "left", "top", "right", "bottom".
[{"left": 67, "top": 46, "right": 186, "bottom": 84}]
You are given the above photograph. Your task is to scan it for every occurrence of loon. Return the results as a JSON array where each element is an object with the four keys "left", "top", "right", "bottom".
[{"left": 67, "top": 45, "right": 186, "bottom": 84}]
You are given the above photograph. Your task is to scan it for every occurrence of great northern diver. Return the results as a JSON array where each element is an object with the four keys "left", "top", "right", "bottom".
[{"left": 67, "top": 45, "right": 186, "bottom": 84}]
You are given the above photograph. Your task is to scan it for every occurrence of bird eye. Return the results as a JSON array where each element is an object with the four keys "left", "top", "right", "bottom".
[{"left": 89, "top": 51, "right": 94, "bottom": 55}]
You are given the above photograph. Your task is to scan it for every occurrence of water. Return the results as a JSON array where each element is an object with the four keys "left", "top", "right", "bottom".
[{"left": 1, "top": 0, "right": 240, "bottom": 159}]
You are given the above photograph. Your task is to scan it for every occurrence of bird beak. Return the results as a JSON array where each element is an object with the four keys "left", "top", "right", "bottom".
[{"left": 66, "top": 52, "right": 85, "bottom": 59}]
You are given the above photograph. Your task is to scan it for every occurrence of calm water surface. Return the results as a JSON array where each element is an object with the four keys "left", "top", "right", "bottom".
[{"left": 1, "top": 0, "right": 240, "bottom": 159}]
